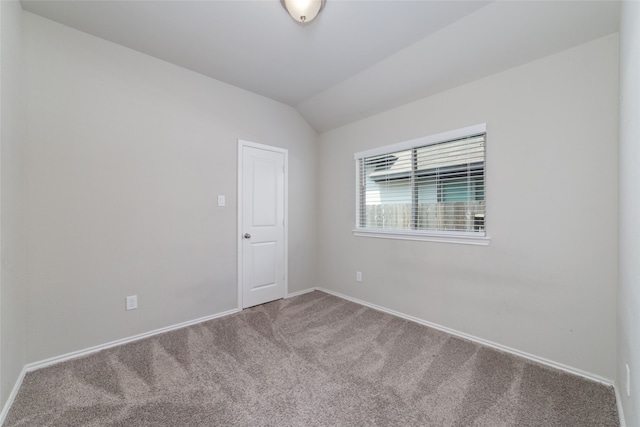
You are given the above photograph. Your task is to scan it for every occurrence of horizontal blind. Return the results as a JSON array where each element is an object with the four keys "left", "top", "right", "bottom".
[{"left": 358, "top": 133, "right": 485, "bottom": 234}]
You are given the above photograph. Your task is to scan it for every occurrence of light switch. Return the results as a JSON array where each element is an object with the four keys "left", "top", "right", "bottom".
[{"left": 217, "top": 195, "right": 226, "bottom": 207}]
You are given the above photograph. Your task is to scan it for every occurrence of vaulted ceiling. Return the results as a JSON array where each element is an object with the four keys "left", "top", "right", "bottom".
[{"left": 21, "top": 0, "right": 620, "bottom": 133}]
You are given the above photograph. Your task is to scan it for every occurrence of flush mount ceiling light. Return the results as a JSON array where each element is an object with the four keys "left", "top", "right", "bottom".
[{"left": 281, "top": 0, "right": 325, "bottom": 24}]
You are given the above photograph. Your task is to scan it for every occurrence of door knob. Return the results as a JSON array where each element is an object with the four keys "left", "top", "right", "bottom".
[{"left": 244, "top": 233, "right": 251, "bottom": 239}]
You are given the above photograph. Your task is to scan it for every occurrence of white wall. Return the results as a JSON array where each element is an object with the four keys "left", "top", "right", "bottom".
[
  {"left": 618, "top": 1, "right": 640, "bottom": 424},
  {"left": 8, "top": 2, "right": 628, "bottom": 409},
  {"left": 0, "top": 0, "right": 27, "bottom": 405},
  {"left": 317, "top": 34, "right": 619, "bottom": 380},
  {"left": 22, "top": 12, "right": 317, "bottom": 363}
]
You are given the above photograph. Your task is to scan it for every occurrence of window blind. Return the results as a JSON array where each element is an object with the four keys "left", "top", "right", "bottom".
[{"left": 357, "top": 131, "right": 486, "bottom": 236}]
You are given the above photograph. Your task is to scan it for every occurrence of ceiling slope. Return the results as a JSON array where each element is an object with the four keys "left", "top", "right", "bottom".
[
  {"left": 297, "top": 1, "right": 621, "bottom": 133},
  {"left": 21, "top": 1, "right": 620, "bottom": 133},
  {"left": 20, "top": 0, "right": 488, "bottom": 106}
]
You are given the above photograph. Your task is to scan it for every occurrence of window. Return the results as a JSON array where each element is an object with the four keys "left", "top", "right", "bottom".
[{"left": 354, "top": 124, "right": 489, "bottom": 245}]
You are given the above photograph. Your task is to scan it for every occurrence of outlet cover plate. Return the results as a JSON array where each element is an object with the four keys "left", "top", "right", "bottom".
[{"left": 126, "top": 295, "right": 138, "bottom": 311}]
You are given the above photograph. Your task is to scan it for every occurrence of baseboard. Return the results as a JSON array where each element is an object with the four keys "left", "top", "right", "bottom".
[
  {"left": 25, "top": 308, "right": 240, "bottom": 373},
  {"left": 286, "top": 287, "right": 317, "bottom": 299},
  {"left": 0, "top": 307, "right": 238, "bottom": 425},
  {"left": 317, "top": 287, "right": 615, "bottom": 388},
  {"left": 1, "top": 294, "right": 311, "bottom": 423},
  {"left": 3, "top": 290, "right": 623, "bottom": 426},
  {"left": 615, "top": 383, "right": 627, "bottom": 427},
  {"left": 22, "top": 289, "right": 315, "bottom": 374},
  {"left": 320, "top": 285, "right": 627, "bottom": 424},
  {"left": 0, "top": 365, "right": 27, "bottom": 426}
]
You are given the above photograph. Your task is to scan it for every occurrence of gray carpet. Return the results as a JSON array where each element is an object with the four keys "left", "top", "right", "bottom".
[{"left": 5, "top": 291, "right": 619, "bottom": 426}]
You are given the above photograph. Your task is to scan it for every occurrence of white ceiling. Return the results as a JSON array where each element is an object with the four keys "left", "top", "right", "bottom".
[{"left": 21, "top": 0, "right": 620, "bottom": 133}]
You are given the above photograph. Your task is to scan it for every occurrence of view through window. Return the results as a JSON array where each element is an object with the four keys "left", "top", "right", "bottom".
[{"left": 355, "top": 126, "right": 486, "bottom": 239}]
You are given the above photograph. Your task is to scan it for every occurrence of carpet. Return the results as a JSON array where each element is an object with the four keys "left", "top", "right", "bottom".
[{"left": 5, "top": 291, "right": 619, "bottom": 426}]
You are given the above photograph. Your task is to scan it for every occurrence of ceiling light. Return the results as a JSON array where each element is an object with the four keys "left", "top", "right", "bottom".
[{"left": 281, "top": 0, "right": 325, "bottom": 24}]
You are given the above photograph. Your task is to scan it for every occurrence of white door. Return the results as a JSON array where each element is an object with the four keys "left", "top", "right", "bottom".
[{"left": 238, "top": 141, "right": 287, "bottom": 309}]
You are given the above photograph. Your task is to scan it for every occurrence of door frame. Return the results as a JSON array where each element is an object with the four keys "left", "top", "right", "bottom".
[{"left": 237, "top": 139, "right": 289, "bottom": 310}]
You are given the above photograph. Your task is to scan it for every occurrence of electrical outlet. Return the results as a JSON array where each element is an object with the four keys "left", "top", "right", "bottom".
[
  {"left": 356, "top": 271, "right": 362, "bottom": 282},
  {"left": 126, "top": 295, "right": 138, "bottom": 311},
  {"left": 626, "top": 364, "right": 631, "bottom": 397},
  {"left": 217, "top": 195, "right": 226, "bottom": 207}
]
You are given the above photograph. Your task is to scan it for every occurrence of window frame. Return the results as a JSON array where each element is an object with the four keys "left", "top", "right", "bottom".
[{"left": 353, "top": 124, "right": 490, "bottom": 246}]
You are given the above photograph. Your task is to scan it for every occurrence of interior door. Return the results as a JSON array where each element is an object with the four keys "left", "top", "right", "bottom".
[{"left": 239, "top": 142, "right": 287, "bottom": 309}]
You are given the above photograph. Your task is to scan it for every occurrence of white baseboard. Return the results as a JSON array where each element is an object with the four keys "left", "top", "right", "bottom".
[
  {"left": 286, "top": 288, "right": 316, "bottom": 299},
  {"left": 2, "top": 289, "right": 624, "bottom": 426},
  {"left": 0, "top": 366, "right": 27, "bottom": 426},
  {"left": 316, "top": 287, "right": 616, "bottom": 388},
  {"left": 25, "top": 308, "right": 240, "bottom": 373},
  {"left": 615, "top": 384, "right": 627, "bottom": 427},
  {"left": 1, "top": 307, "right": 240, "bottom": 425},
  {"left": 4, "top": 293, "right": 319, "bottom": 421}
]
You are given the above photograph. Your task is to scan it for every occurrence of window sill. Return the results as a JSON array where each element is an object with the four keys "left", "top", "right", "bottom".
[{"left": 352, "top": 228, "right": 491, "bottom": 246}]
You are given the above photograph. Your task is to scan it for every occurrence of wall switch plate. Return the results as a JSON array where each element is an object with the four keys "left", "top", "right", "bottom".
[
  {"left": 626, "top": 364, "right": 631, "bottom": 397},
  {"left": 217, "top": 195, "right": 226, "bottom": 207},
  {"left": 356, "top": 271, "right": 362, "bottom": 282},
  {"left": 126, "top": 295, "right": 138, "bottom": 311}
]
